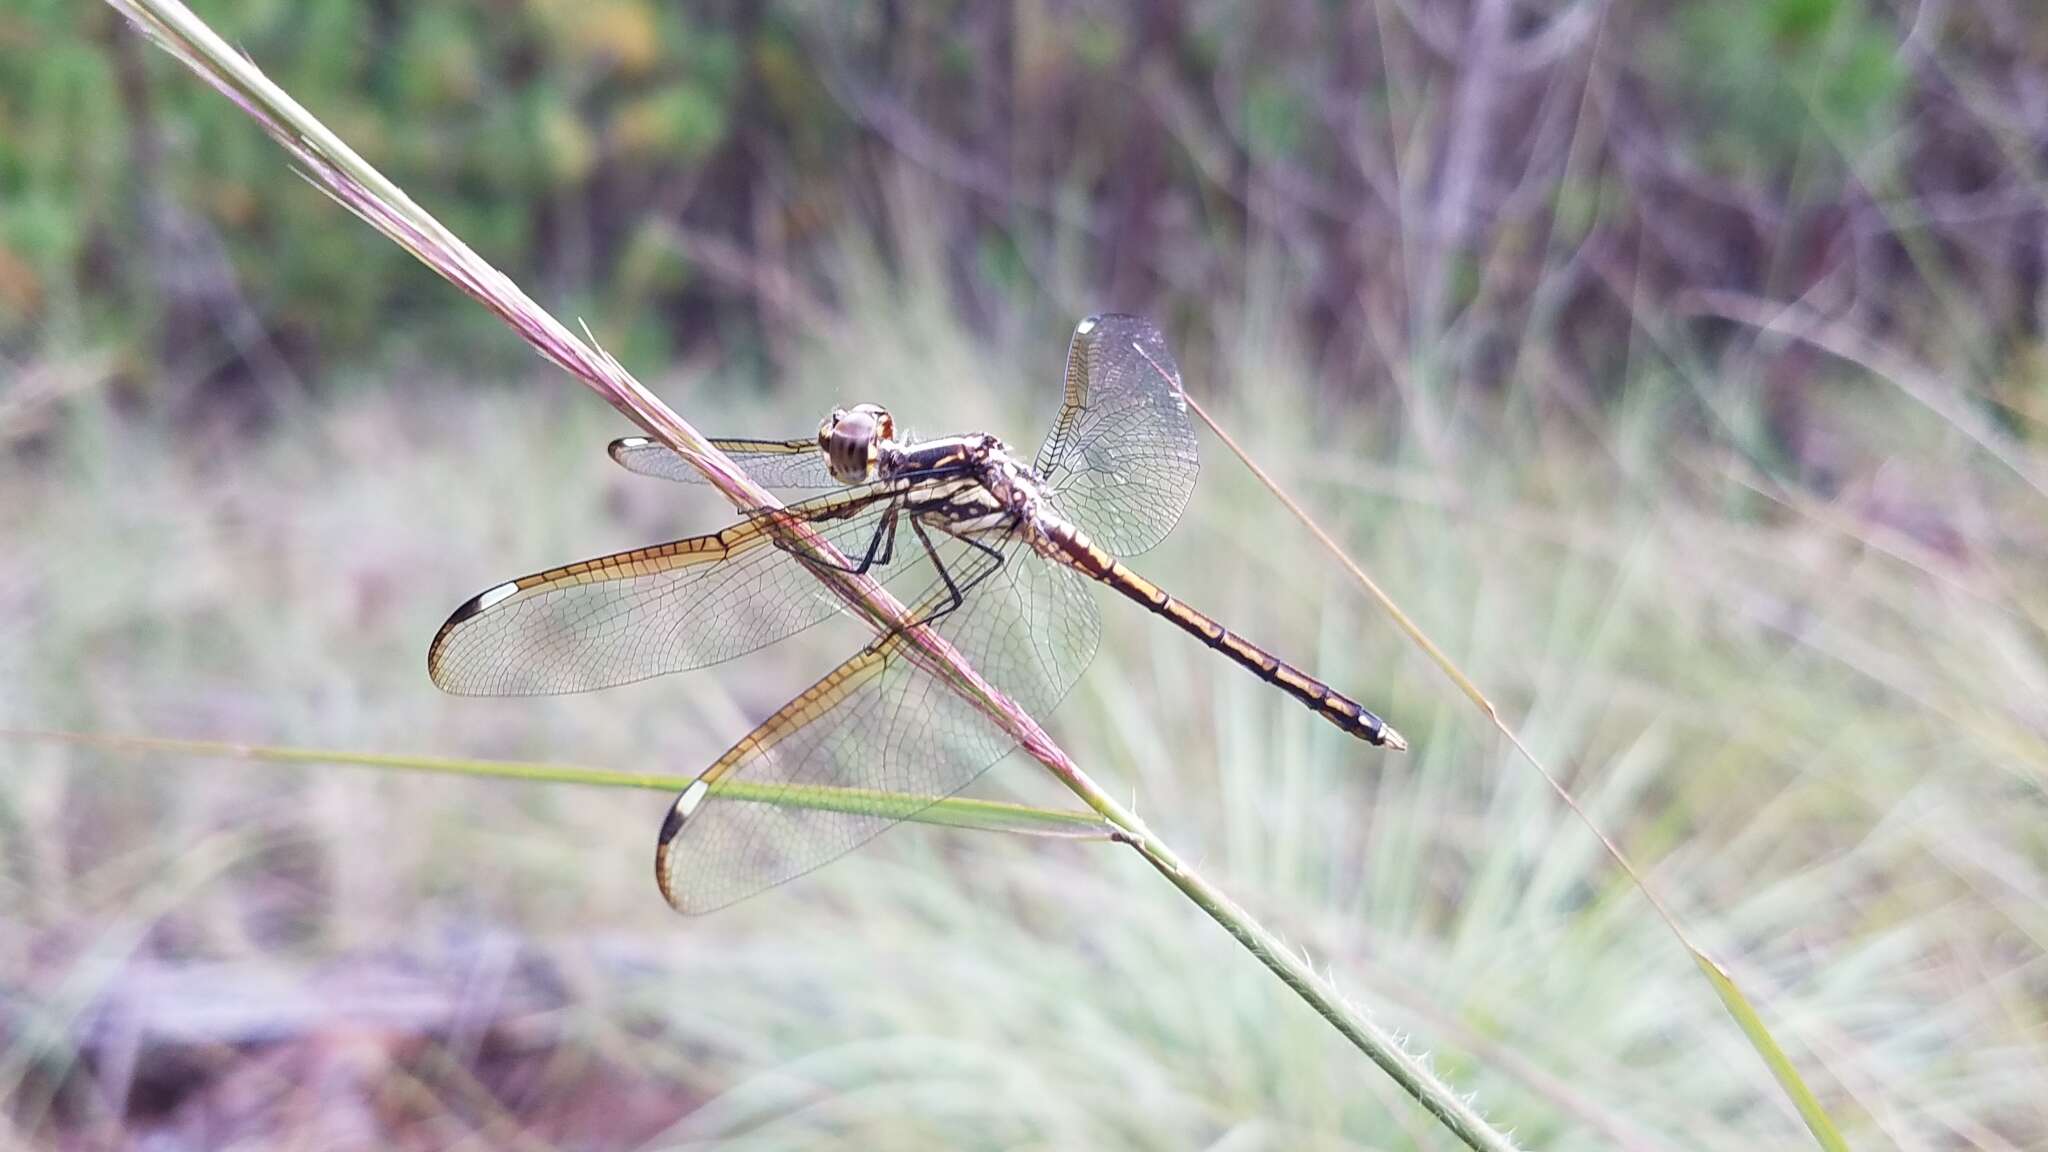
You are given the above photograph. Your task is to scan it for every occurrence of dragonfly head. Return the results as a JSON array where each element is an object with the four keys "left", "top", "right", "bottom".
[{"left": 818, "top": 403, "right": 896, "bottom": 484}]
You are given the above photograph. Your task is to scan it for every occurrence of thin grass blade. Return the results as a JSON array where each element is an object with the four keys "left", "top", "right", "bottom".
[
  {"left": 0, "top": 729, "right": 1112, "bottom": 840},
  {"left": 90, "top": 5, "right": 1527, "bottom": 1145},
  {"left": 1182, "top": 391, "right": 1853, "bottom": 1151}
]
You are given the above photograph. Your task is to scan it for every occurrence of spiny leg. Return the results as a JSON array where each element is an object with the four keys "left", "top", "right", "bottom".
[
  {"left": 789, "top": 503, "right": 902, "bottom": 576},
  {"left": 901, "top": 519, "right": 1007, "bottom": 630}
]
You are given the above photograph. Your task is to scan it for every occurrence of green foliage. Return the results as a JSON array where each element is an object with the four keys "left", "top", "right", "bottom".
[
  {"left": 1, "top": 0, "right": 754, "bottom": 364},
  {"left": 1654, "top": 0, "right": 1907, "bottom": 189},
  {"left": 1071, "top": 15, "right": 1126, "bottom": 74},
  {"left": 1243, "top": 76, "right": 1306, "bottom": 162},
  {"left": 975, "top": 230, "right": 1027, "bottom": 295},
  {"left": 0, "top": 0, "right": 1999, "bottom": 435}
]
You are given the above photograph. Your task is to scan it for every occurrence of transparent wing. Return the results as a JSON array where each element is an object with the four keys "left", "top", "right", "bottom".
[
  {"left": 655, "top": 529, "right": 1101, "bottom": 913},
  {"left": 610, "top": 436, "right": 842, "bottom": 489},
  {"left": 429, "top": 486, "right": 912, "bottom": 696},
  {"left": 1032, "top": 314, "right": 1201, "bottom": 556}
]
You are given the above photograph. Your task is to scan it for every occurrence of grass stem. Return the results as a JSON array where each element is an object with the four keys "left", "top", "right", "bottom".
[
  {"left": 1182, "top": 390, "right": 1851, "bottom": 1151},
  {"left": 95, "top": 3, "right": 1526, "bottom": 1145}
]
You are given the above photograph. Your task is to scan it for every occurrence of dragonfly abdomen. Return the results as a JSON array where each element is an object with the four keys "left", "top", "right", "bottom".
[{"left": 1043, "top": 523, "right": 1405, "bottom": 750}]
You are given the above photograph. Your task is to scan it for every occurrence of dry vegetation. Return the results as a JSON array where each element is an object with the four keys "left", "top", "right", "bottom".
[
  {"left": 3, "top": 0, "right": 2047, "bottom": 1148},
  {"left": 8, "top": 269, "right": 2046, "bottom": 1146}
]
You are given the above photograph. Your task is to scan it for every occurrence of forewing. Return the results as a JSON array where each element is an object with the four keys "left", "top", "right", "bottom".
[
  {"left": 1031, "top": 314, "right": 1200, "bottom": 556},
  {"left": 655, "top": 531, "right": 1100, "bottom": 913},
  {"left": 428, "top": 487, "right": 902, "bottom": 696},
  {"left": 610, "top": 436, "right": 842, "bottom": 489}
]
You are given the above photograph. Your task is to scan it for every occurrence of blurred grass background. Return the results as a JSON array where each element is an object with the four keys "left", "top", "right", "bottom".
[{"left": 4, "top": 0, "right": 2047, "bottom": 1148}]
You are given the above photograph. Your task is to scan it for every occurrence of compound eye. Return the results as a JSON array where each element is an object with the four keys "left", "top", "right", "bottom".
[{"left": 816, "top": 409, "right": 869, "bottom": 483}]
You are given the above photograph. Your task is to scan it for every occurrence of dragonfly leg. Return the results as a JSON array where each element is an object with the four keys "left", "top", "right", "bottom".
[
  {"left": 793, "top": 504, "right": 901, "bottom": 575},
  {"left": 901, "top": 519, "right": 1006, "bottom": 629}
]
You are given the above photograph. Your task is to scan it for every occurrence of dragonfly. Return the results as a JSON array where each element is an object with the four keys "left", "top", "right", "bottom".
[{"left": 429, "top": 314, "right": 1404, "bottom": 913}]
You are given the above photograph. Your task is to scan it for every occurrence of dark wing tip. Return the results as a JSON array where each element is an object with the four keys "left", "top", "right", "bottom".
[
  {"left": 608, "top": 436, "right": 653, "bottom": 466},
  {"left": 1072, "top": 312, "right": 1163, "bottom": 345},
  {"left": 1076, "top": 311, "right": 1145, "bottom": 329},
  {"left": 653, "top": 777, "right": 711, "bottom": 912},
  {"left": 425, "top": 579, "right": 521, "bottom": 692}
]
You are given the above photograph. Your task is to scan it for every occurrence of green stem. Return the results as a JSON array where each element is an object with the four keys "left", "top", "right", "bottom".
[
  {"left": 0, "top": 729, "right": 1109, "bottom": 838},
  {"left": 94, "top": 6, "right": 1524, "bottom": 1146},
  {"left": 1057, "top": 767, "right": 1518, "bottom": 1151}
]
